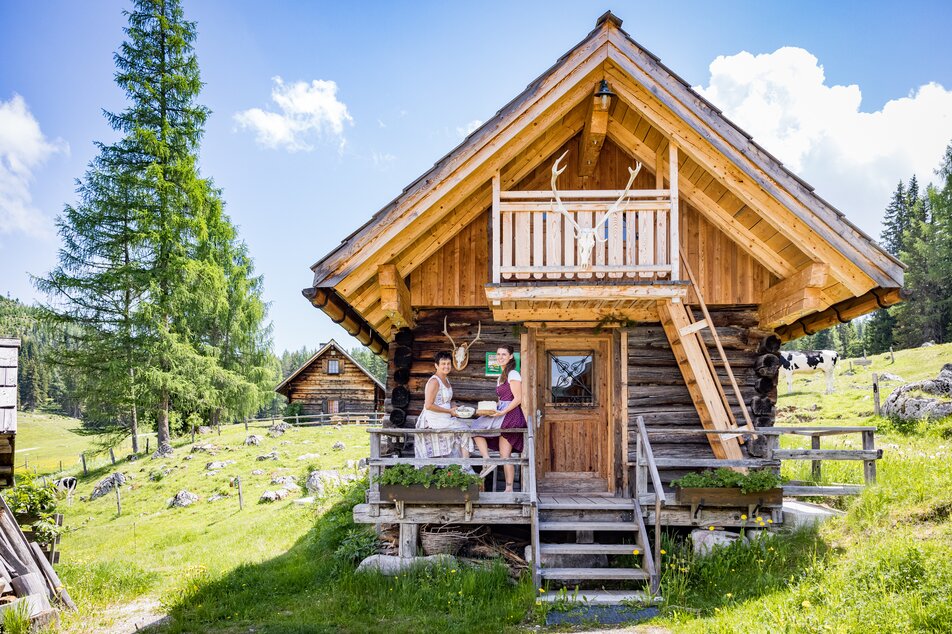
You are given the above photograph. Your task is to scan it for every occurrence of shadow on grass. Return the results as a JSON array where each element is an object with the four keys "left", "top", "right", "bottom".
[{"left": 155, "top": 482, "right": 536, "bottom": 634}]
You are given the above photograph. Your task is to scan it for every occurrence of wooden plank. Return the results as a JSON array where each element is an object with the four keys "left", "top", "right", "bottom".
[
  {"left": 485, "top": 283, "right": 687, "bottom": 302},
  {"left": 515, "top": 211, "right": 530, "bottom": 280},
  {"left": 546, "top": 206, "right": 563, "bottom": 279},
  {"left": 353, "top": 503, "right": 531, "bottom": 525},
  {"left": 773, "top": 449, "right": 881, "bottom": 461},
  {"left": 783, "top": 485, "right": 864, "bottom": 496},
  {"left": 760, "top": 262, "right": 831, "bottom": 307},
  {"left": 532, "top": 211, "right": 544, "bottom": 279},
  {"left": 759, "top": 287, "right": 830, "bottom": 329},
  {"left": 669, "top": 140, "right": 680, "bottom": 279},
  {"left": 540, "top": 568, "right": 649, "bottom": 580},
  {"left": 578, "top": 93, "right": 611, "bottom": 176},
  {"left": 502, "top": 210, "right": 514, "bottom": 280},
  {"left": 501, "top": 189, "right": 670, "bottom": 199},
  {"left": 378, "top": 264, "right": 414, "bottom": 329},
  {"left": 492, "top": 172, "right": 501, "bottom": 284}
]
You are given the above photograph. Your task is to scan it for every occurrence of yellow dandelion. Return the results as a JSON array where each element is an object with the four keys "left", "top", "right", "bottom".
[
  {"left": 660, "top": 549, "right": 667, "bottom": 555},
  {"left": 539, "top": 588, "right": 546, "bottom": 593},
  {"left": 632, "top": 549, "right": 640, "bottom": 555},
  {"left": 767, "top": 519, "right": 774, "bottom": 524},
  {"left": 536, "top": 600, "right": 542, "bottom": 606},
  {"left": 725, "top": 592, "right": 733, "bottom": 598},
  {"left": 741, "top": 514, "right": 748, "bottom": 520},
  {"left": 756, "top": 516, "right": 763, "bottom": 522},
  {"left": 802, "top": 600, "right": 812, "bottom": 608},
  {"left": 708, "top": 526, "right": 715, "bottom": 531},
  {"left": 450, "top": 569, "right": 457, "bottom": 573}
]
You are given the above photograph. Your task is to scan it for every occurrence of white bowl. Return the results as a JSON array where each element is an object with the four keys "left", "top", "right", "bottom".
[{"left": 455, "top": 406, "right": 475, "bottom": 419}]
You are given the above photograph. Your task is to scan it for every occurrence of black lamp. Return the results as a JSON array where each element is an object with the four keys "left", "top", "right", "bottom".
[{"left": 595, "top": 79, "right": 614, "bottom": 110}]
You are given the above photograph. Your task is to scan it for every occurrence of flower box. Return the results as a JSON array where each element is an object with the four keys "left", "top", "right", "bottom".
[
  {"left": 379, "top": 484, "right": 480, "bottom": 504},
  {"left": 675, "top": 486, "right": 783, "bottom": 507}
]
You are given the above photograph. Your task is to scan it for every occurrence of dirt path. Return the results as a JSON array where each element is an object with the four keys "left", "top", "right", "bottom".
[{"left": 95, "top": 598, "right": 168, "bottom": 634}]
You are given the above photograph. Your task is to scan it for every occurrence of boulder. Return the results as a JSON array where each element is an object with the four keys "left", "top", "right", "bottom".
[
  {"left": 244, "top": 435, "right": 263, "bottom": 446},
  {"left": 296, "top": 453, "right": 321, "bottom": 461},
  {"left": 208, "top": 494, "right": 228, "bottom": 503},
  {"left": 251, "top": 469, "right": 264, "bottom": 476},
  {"left": 268, "top": 422, "right": 292, "bottom": 437},
  {"left": 151, "top": 444, "right": 174, "bottom": 459},
  {"left": 170, "top": 490, "right": 199, "bottom": 508},
  {"left": 205, "top": 460, "right": 236, "bottom": 471},
  {"left": 259, "top": 489, "right": 292, "bottom": 503},
  {"left": 256, "top": 451, "right": 279, "bottom": 461},
  {"left": 305, "top": 469, "right": 344, "bottom": 496},
  {"left": 271, "top": 475, "right": 298, "bottom": 487},
  {"left": 782, "top": 500, "right": 844, "bottom": 529},
  {"left": 293, "top": 497, "right": 316, "bottom": 505},
  {"left": 191, "top": 443, "right": 218, "bottom": 454},
  {"left": 91, "top": 472, "right": 127, "bottom": 500},
  {"left": 879, "top": 373, "right": 905, "bottom": 383},
  {"left": 183, "top": 455, "right": 193, "bottom": 461},
  {"left": 357, "top": 457, "right": 369, "bottom": 469},
  {"left": 690, "top": 529, "right": 745, "bottom": 557},
  {"left": 882, "top": 363, "right": 952, "bottom": 421},
  {"left": 356, "top": 554, "right": 457, "bottom": 575},
  {"left": 332, "top": 441, "right": 345, "bottom": 451}
]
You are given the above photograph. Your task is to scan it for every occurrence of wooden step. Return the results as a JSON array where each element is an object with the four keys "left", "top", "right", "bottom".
[
  {"left": 539, "top": 543, "right": 642, "bottom": 555},
  {"left": 538, "top": 521, "right": 637, "bottom": 532},
  {"left": 537, "top": 589, "right": 661, "bottom": 605},
  {"left": 540, "top": 567, "right": 649, "bottom": 580},
  {"left": 538, "top": 499, "right": 633, "bottom": 511}
]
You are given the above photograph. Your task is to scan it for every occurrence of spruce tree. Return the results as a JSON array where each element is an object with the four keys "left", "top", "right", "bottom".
[{"left": 880, "top": 181, "right": 908, "bottom": 257}]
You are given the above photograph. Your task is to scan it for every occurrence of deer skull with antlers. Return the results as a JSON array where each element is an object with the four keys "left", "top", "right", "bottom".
[
  {"left": 442, "top": 317, "right": 482, "bottom": 371},
  {"left": 551, "top": 150, "right": 642, "bottom": 267}
]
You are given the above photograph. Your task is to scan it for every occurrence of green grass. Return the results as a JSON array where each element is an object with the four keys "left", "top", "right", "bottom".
[
  {"left": 14, "top": 411, "right": 144, "bottom": 475},
  {"left": 25, "top": 342, "right": 952, "bottom": 632}
]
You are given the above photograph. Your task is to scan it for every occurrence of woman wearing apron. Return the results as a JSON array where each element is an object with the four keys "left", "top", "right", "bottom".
[
  {"left": 471, "top": 345, "right": 525, "bottom": 492},
  {"left": 414, "top": 351, "right": 472, "bottom": 467}
]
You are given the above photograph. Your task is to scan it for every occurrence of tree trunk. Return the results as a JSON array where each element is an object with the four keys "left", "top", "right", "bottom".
[
  {"left": 157, "top": 390, "right": 171, "bottom": 450},
  {"left": 129, "top": 368, "right": 139, "bottom": 453}
]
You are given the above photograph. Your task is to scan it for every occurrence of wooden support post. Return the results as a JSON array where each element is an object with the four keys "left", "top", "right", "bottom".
[
  {"left": 80, "top": 453, "right": 87, "bottom": 476},
  {"left": 146, "top": 437, "right": 150, "bottom": 454},
  {"left": 492, "top": 172, "right": 501, "bottom": 287},
  {"left": 889, "top": 347, "right": 895, "bottom": 364},
  {"left": 399, "top": 523, "right": 419, "bottom": 558},
  {"left": 244, "top": 418, "right": 249, "bottom": 431},
  {"left": 862, "top": 431, "right": 877, "bottom": 485},
  {"left": 811, "top": 435, "right": 822, "bottom": 482},
  {"left": 872, "top": 373, "right": 881, "bottom": 416},
  {"left": 58, "top": 460, "right": 62, "bottom": 473},
  {"left": 237, "top": 476, "right": 244, "bottom": 510},
  {"left": 109, "top": 447, "right": 116, "bottom": 465},
  {"left": 115, "top": 485, "right": 121, "bottom": 516},
  {"left": 191, "top": 425, "right": 196, "bottom": 443},
  {"left": 668, "top": 140, "right": 679, "bottom": 279}
]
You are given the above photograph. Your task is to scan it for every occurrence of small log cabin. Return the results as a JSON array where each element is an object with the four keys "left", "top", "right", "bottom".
[
  {"left": 0, "top": 339, "right": 18, "bottom": 488},
  {"left": 301, "top": 13, "right": 901, "bottom": 598},
  {"left": 275, "top": 340, "right": 385, "bottom": 415}
]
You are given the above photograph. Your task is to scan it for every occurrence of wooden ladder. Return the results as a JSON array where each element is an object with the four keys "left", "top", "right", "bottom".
[{"left": 657, "top": 247, "right": 755, "bottom": 461}]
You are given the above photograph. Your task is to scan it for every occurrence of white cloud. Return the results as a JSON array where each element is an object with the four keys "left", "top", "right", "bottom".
[
  {"left": 371, "top": 151, "right": 396, "bottom": 167},
  {"left": 234, "top": 77, "right": 353, "bottom": 153},
  {"left": 456, "top": 119, "right": 483, "bottom": 140},
  {"left": 0, "top": 94, "right": 68, "bottom": 238},
  {"left": 695, "top": 47, "right": 952, "bottom": 235}
]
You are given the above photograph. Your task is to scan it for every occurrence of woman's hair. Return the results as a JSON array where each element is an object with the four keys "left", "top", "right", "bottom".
[
  {"left": 433, "top": 350, "right": 453, "bottom": 366},
  {"left": 498, "top": 344, "right": 516, "bottom": 384}
]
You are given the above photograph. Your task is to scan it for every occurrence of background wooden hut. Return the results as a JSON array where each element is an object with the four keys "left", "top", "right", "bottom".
[
  {"left": 0, "top": 338, "right": 17, "bottom": 488},
  {"left": 275, "top": 340, "right": 384, "bottom": 416}
]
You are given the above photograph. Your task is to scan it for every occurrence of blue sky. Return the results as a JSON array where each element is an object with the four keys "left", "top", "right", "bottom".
[{"left": 2, "top": 0, "right": 951, "bottom": 354}]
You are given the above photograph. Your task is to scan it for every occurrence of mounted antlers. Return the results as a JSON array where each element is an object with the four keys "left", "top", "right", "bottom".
[
  {"left": 551, "top": 150, "right": 642, "bottom": 267},
  {"left": 443, "top": 316, "right": 482, "bottom": 371}
]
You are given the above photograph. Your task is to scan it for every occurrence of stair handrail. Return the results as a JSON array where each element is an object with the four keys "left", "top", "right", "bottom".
[
  {"left": 636, "top": 415, "right": 665, "bottom": 573},
  {"left": 527, "top": 413, "right": 541, "bottom": 589}
]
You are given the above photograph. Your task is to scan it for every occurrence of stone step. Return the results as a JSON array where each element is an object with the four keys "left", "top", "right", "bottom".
[
  {"left": 540, "top": 567, "right": 649, "bottom": 581},
  {"left": 539, "top": 543, "right": 643, "bottom": 555},
  {"left": 538, "top": 521, "right": 638, "bottom": 532},
  {"left": 537, "top": 589, "right": 660, "bottom": 605}
]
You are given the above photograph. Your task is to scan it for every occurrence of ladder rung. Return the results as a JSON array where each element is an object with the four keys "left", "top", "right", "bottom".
[{"left": 678, "top": 319, "right": 708, "bottom": 337}]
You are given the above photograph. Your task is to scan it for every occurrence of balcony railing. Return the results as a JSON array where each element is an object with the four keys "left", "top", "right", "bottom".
[{"left": 492, "top": 187, "right": 679, "bottom": 282}]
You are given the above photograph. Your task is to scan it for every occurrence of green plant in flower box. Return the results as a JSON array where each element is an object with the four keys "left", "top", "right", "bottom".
[
  {"left": 672, "top": 468, "right": 785, "bottom": 494},
  {"left": 379, "top": 464, "right": 482, "bottom": 491}
]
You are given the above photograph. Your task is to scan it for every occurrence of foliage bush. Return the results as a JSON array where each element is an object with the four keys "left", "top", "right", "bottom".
[
  {"left": 379, "top": 464, "right": 482, "bottom": 491},
  {"left": 334, "top": 526, "right": 379, "bottom": 565},
  {"left": 29, "top": 515, "right": 64, "bottom": 548},
  {"left": 671, "top": 468, "right": 784, "bottom": 494},
  {"left": 6, "top": 473, "right": 58, "bottom": 516},
  {"left": 283, "top": 401, "right": 303, "bottom": 423}
]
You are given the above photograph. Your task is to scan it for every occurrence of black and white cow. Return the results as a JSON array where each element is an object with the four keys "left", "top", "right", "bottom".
[
  {"left": 54, "top": 476, "right": 78, "bottom": 502},
  {"left": 779, "top": 350, "right": 838, "bottom": 394}
]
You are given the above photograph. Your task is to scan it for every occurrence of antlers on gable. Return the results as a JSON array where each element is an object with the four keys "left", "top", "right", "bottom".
[{"left": 550, "top": 150, "right": 642, "bottom": 266}]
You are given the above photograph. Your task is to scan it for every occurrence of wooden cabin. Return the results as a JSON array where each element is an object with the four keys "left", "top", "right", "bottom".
[
  {"left": 301, "top": 13, "right": 901, "bottom": 600},
  {"left": 275, "top": 340, "right": 385, "bottom": 415},
  {"left": 0, "top": 339, "right": 18, "bottom": 488}
]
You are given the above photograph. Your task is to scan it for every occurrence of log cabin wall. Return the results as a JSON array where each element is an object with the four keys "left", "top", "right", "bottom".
[
  {"left": 284, "top": 349, "right": 383, "bottom": 415},
  {"left": 387, "top": 309, "right": 518, "bottom": 423},
  {"left": 408, "top": 134, "right": 777, "bottom": 309},
  {"left": 626, "top": 307, "right": 780, "bottom": 485}
]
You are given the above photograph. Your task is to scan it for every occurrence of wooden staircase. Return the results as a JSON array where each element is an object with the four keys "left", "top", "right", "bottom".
[{"left": 532, "top": 495, "right": 659, "bottom": 604}]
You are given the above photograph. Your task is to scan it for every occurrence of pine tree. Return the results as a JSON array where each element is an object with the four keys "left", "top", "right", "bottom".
[
  {"left": 863, "top": 309, "right": 896, "bottom": 354},
  {"left": 881, "top": 181, "right": 908, "bottom": 257}
]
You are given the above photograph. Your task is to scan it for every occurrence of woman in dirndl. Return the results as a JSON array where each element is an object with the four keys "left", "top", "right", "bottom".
[
  {"left": 471, "top": 344, "right": 525, "bottom": 492},
  {"left": 414, "top": 351, "right": 472, "bottom": 467}
]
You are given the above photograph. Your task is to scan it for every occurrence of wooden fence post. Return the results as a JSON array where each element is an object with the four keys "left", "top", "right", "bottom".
[
  {"left": 81, "top": 454, "right": 87, "bottom": 476},
  {"left": 889, "top": 347, "right": 895, "bottom": 364},
  {"left": 191, "top": 425, "right": 196, "bottom": 444},
  {"left": 237, "top": 477, "right": 244, "bottom": 510},
  {"left": 872, "top": 373, "right": 881, "bottom": 416},
  {"left": 811, "top": 435, "right": 822, "bottom": 482},
  {"left": 59, "top": 460, "right": 63, "bottom": 473},
  {"left": 399, "top": 523, "right": 419, "bottom": 558},
  {"left": 115, "top": 485, "right": 121, "bottom": 516},
  {"left": 862, "top": 430, "right": 877, "bottom": 485},
  {"left": 109, "top": 447, "right": 116, "bottom": 465},
  {"left": 244, "top": 418, "right": 249, "bottom": 431},
  {"left": 146, "top": 437, "right": 150, "bottom": 454}
]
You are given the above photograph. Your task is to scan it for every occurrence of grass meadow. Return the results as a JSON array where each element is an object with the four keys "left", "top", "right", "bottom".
[{"left": 12, "top": 342, "right": 952, "bottom": 632}]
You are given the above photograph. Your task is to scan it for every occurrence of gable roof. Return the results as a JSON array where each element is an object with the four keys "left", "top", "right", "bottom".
[
  {"left": 310, "top": 11, "right": 903, "bottom": 297},
  {"left": 275, "top": 339, "right": 385, "bottom": 396}
]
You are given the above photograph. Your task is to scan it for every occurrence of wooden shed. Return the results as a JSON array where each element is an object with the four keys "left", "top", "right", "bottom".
[
  {"left": 275, "top": 340, "right": 385, "bottom": 416},
  {"left": 0, "top": 339, "right": 18, "bottom": 488},
  {"left": 301, "top": 12, "right": 901, "bottom": 600}
]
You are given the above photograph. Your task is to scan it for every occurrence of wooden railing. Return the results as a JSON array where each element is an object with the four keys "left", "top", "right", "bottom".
[
  {"left": 236, "top": 411, "right": 386, "bottom": 429},
  {"left": 492, "top": 188, "right": 678, "bottom": 281},
  {"left": 635, "top": 425, "right": 881, "bottom": 497},
  {"left": 633, "top": 416, "right": 665, "bottom": 581},
  {"left": 366, "top": 427, "right": 534, "bottom": 507}
]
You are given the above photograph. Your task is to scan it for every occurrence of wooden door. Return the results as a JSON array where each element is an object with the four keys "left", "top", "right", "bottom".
[{"left": 536, "top": 334, "right": 611, "bottom": 494}]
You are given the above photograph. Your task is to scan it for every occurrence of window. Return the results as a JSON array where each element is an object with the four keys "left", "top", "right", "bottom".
[
  {"left": 326, "top": 399, "right": 339, "bottom": 414},
  {"left": 327, "top": 359, "right": 340, "bottom": 374},
  {"left": 548, "top": 352, "right": 595, "bottom": 405}
]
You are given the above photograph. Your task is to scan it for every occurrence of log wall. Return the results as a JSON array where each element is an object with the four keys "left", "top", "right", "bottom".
[
  {"left": 284, "top": 348, "right": 383, "bottom": 415},
  {"left": 0, "top": 338, "right": 17, "bottom": 488},
  {"left": 626, "top": 307, "right": 779, "bottom": 483}
]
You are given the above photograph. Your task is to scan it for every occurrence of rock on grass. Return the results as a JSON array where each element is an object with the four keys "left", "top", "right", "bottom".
[{"left": 170, "top": 490, "right": 199, "bottom": 508}]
